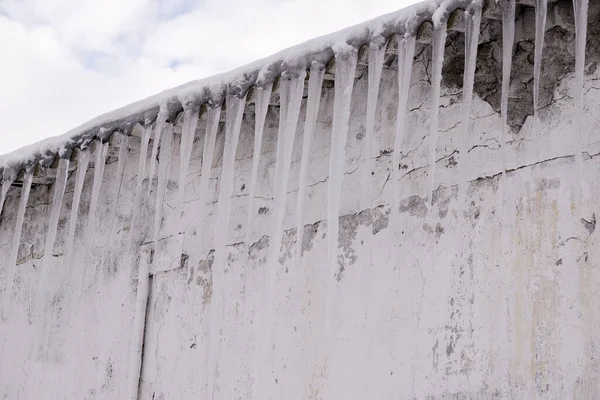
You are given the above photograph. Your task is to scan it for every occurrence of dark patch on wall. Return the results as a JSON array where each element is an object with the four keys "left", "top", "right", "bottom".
[{"left": 399, "top": 196, "right": 428, "bottom": 218}]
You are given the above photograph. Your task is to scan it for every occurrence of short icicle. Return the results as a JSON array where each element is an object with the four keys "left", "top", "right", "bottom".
[
  {"left": 0, "top": 171, "right": 15, "bottom": 222},
  {"left": 3, "top": 169, "right": 33, "bottom": 319},
  {"left": 85, "top": 141, "right": 109, "bottom": 256},
  {"left": 153, "top": 123, "right": 174, "bottom": 259},
  {"left": 206, "top": 93, "right": 246, "bottom": 399},
  {"left": 255, "top": 69, "right": 306, "bottom": 399},
  {"left": 107, "top": 134, "right": 130, "bottom": 246},
  {"left": 295, "top": 62, "right": 325, "bottom": 261},
  {"left": 458, "top": 4, "right": 482, "bottom": 216},
  {"left": 130, "top": 125, "right": 152, "bottom": 242},
  {"left": 573, "top": 0, "right": 589, "bottom": 214},
  {"left": 41, "top": 158, "right": 70, "bottom": 272},
  {"left": 533, "top": 0, "right": 548, "bottom": 136},
  {"left": 428, "top": 21, "right": 448, "bottom": 205},
  {"left": 176, "top": 108, "right": 200, "bottom": 224},
  {"left": 245, "top": 82, "right": 273, "bottom": 246},
  {"left": 364, "top": 38, "right": 386, "bottom": 208},
  {"left": 64, "top": 150, "right": 89, "bottom": 262},
  {"left": 391, "top": 36, "right": 417, "bottom": 224},
  {"left": 147, "top": 108, "right": 167, "bottom": 197}
]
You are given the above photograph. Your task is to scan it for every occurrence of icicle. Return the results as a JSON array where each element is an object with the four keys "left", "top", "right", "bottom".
[
  {"left": 153, "top": 123, "right": 174, "bottom": 258},
  {"left": 296, "top": 62, "right": 325, "bottom": 260},
  {"left": 107, "top": 134, "right": 129, "bottom": 243},
  {"left": 85, "top": 141, "right": 109, "bottom": 255},
  {"left": 35, "top": 156, "right": 69, "bottom": 354},
  {"left": 42, "top": 158, "right": 70, "bottom": 268},
  {"left": 501, "top": 1, "right": 516, "bottom": 178},
  {"left": 206, "top": 93, "right": 246, "bottom": 398},
  {"left": 64, "top": 151, "right": 89, "bottom": 261},
  {"left": 428, "top": 22, "right": 448, "bottom": 205},
  {"left": 499, "top": 0, "right": 516, "bottom": 274},
  {"left": 573, "top": 0, "right": 589, "bottom": 214},
  {"left": 194, "top": 105, "right": 222, "bottom": 247},
  {"left": 176, "top": 108, "right": 200, "bottom": 223},
  {"left": 57, "top": 151, "right": 89, "bottom": 350},
  {"left": 533, "top": 0, "right": 548, "bottom": 135},
  {"left": 2, "top": 169, "right": 33, "bottom": 318},
  {"left": 253, "top": 69, "right": 306, "bottom": 398},
  {"left": 268, "top": 70, "right": 306, "bottom": 272},
  {"left": 130, "top": 125, "right": 152, "bottom": 242},
  {"left": 245, "top": 83, "right": 273, "bottom": 246},
  {"left": 326, "top": 49, "right": 358, "bottom": 275},
  {"left": 364, "top": 38, "right": 386, "bottom": 208},
  {"left": 458, "top": 5, "right": 482, "bottom": 214},
  {"left": 0, "top": 171, "right": 14, "bottom": 222},
  {"left": 147, "top": 109, "right": 167, "bottom": 197},
  {"left": 391, "top": 36, "right": 417, "bottom": 224}
]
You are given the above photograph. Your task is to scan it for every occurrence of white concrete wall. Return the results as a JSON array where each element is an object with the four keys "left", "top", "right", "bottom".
[{"left": 3, "top": 35, "right": 600, "bottom": 400}]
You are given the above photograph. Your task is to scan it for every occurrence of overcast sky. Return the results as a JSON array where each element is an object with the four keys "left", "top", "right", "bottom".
[{"left": 0, "top": 0, "right": 420, "bottom": 155}]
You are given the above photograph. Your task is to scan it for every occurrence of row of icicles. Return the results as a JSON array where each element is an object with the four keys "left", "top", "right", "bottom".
[{"left": 0, "top": 0, "right": 590, "bottom": 397}]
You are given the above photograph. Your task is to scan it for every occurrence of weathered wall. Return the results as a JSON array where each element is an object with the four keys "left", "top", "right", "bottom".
[{"left": 3, "top": 4, "right": 600, "bottom": 399}]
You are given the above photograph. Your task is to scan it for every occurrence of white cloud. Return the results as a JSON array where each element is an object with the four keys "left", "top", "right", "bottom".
[{"left": 0, "top": 0, "right": 420, "bottom": 154}]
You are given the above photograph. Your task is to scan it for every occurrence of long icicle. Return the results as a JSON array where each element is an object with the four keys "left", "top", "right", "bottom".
[
  {"left": 70, "top": 142, "right": 107, "bottom": 398},
  {"left": 267, "top": 70, "right": 306, "bottom": 277},
  {"left": 533, "top": 0, "right": 548, "bottom": 136},
  {"left": 193, "top": 105, "right": 222, "bottom": 251},
  {"left": 429, "top": 20, "right": 447, "bottom": 206},
  {"left": 36, "top": 157, "right": 70, "bottom": 355},
  {"left": 255, "top": 69, "right": 306, "bottom": 399},
  {"left": 206, "top": 93, "right": 246, "bottom": 399},
  {"left": 428, "top": 22, "right": 448, "bottom": 205},
  {"left": 326, "top": 49, "right": 358, "bottom": 288},
  {"left": 388, "top": 35, "right": 417, "bottom": 396},
  {"left": 53, "top": 149, "right": 90, "bottom": 394},
  {"left": 573, "top": 0, "right": 589, "bottom": 214},
  {"left": 501, "top": 0, "right": 516, "bottom": 192},
  {"left": 324, "top": 49, "right": 358, "bottom": 399},
  {"left": 391, "top": 36, "right": 417, "bottom": 224},
  {"left": 245, "top": 83, "right": 273, "bottom": 247},
  {"left": 499, "top": 2, "right": 516, "bottom": 388},
  {"left": 295, "top": 62, "right": 325, "bottom": 261},
  {"left": 153, "top": 123, "right": 174, "bottom": 259},
  {"left": 176, "top": 108, "right": 200, "bottom": 224},
  {"left": 3, "top": 169, "right": 33, "bottom": 319},
  {"left": 458, "top": 4, "right": 482, "bottom": 217},
  {"left": 364, "top": 38, "right": 386, "bottom": 208},
  {"left": 251, "top": 80, "right": 290, "bottom": 400}
]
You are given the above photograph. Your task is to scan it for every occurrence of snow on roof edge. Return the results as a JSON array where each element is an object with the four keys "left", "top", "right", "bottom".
[{"left": 0, "top": 0, "right": 472, "bottom": 177}]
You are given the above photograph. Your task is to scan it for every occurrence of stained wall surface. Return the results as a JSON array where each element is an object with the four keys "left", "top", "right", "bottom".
[{"left": 2, "top": 8, "right": 600, "bottom": 399}]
